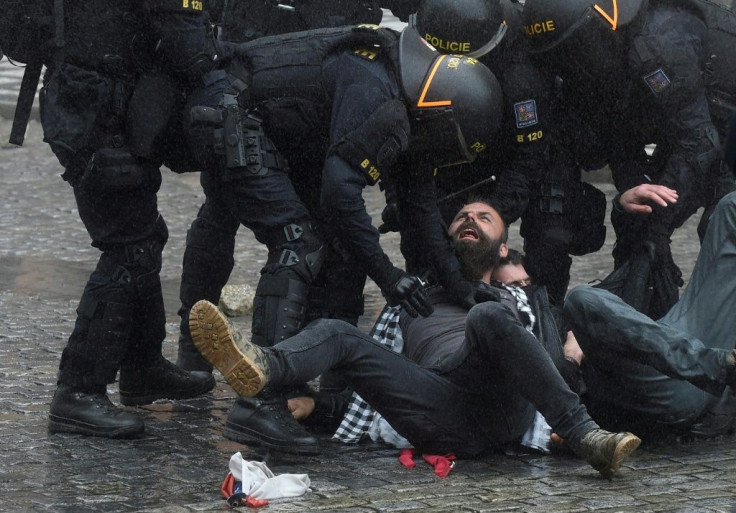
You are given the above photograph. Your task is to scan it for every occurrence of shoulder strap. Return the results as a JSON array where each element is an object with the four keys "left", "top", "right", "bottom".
[{"left": 9, "top": 0, "right": 65, "bottom": 146}]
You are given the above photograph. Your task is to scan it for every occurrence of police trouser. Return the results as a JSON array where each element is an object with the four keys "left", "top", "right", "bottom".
[
  {"left": 521, "top": 177, "right": 606, "bottom": 306},
  {"left": 57, "top": 165, "right": 168, "bottom": 390},
  {"left": 39, "top": 62, "right": 173, "bottom": 390},
  {"left": 181, "top": 168, "right": 324, "bottom": 348}
]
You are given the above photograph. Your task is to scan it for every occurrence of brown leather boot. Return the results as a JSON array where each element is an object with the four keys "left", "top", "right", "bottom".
[{"left": 574, "top": 429, "right": 641, "bottom": 478}]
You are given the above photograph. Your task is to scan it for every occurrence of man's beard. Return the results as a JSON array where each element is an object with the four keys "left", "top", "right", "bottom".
[{"left": 453, "top": 222, "right": 503, "bottom": 281}]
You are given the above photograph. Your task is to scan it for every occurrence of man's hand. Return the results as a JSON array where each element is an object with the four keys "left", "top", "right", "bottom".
[
  {"left": 385, "top": 272, "right": 434, "bottom": 317},
  {"left": 563, "top": 331, "right": 584, "bottom": 368},
  {"left": 618, "top": 184, "right": 678, "bottom": 214},
  {"left": 287, "top": 396, "right": 315, "bottom": 420}
]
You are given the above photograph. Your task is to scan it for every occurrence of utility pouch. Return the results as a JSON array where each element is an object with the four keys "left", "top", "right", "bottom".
[{"left": 82, "top": 147, "right": 149, "bottom": 191}]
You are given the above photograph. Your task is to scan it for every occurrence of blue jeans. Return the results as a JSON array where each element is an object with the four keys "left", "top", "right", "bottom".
[
  {"left": 263, "top": 301, "right": 597, "bottom": 456},
  {"left": 564, "top": 191, "right": 736, "bottom": 430}
]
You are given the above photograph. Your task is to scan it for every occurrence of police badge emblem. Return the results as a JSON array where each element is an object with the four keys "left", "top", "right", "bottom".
[
  {"left": 514, "top": 100, "right": 538, "bottom": 128},
  {"left": 643, "top": 69, "right": 671, "bottom": 95}
]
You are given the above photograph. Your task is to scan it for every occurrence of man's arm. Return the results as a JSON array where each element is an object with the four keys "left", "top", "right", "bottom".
[
  {"left": 615, "top": 184, "right": 679, "bottom": 214},
  {"left": 322, "top": 54, "right": 432, "bottom": 316}
]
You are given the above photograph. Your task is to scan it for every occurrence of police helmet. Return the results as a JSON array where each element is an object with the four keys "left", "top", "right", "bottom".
[
  {"left": 521, "top": 0, "right": 645, "bottom": 83},
  {"left": 522, "top": 0, "right": 645, "bottom": 54},
  {"left": 399, "top": 26, "right": 503, "bottom": 168},
  {"left": 415, "top": 0, "right": 507, "bottom": 58}
]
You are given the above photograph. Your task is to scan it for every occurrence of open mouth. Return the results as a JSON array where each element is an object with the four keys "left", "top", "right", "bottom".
[{"left": 458, "top": 227, "right": 479, "bottom": 240}]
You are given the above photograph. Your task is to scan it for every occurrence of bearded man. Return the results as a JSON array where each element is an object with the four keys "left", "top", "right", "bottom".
[{"left": 187, "top": 200, "right": 641, "bottom": 477}]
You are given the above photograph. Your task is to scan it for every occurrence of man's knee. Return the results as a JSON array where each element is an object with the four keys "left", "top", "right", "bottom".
[
  {"left": 563, "top": 286, "right": 602, "bottom": 319},
  {"left": 466, "top": 301, "right": 510, "bottom": 330}
]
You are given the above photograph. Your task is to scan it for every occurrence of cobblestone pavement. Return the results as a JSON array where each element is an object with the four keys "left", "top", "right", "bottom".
[{"left": 2, "top": 72, "right": 736, "bottom": 513}]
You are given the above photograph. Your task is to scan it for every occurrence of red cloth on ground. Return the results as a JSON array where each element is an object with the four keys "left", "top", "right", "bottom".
[{"left": 398, "top": 449, "right": 457, "bottom": 478}]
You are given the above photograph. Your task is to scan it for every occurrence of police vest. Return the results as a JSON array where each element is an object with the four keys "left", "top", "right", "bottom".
[{"left": 227, "top": 25, "right": 400, "bottom": 106}]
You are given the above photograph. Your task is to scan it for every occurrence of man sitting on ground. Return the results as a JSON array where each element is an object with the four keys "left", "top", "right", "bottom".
[
  {"left": 563, "top": 185, "right": 736, "bottom": 437},
  {"left": 188, "top": 200, "right": 641, "bottom": 478}
]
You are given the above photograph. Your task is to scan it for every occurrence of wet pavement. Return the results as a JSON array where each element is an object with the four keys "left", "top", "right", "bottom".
[{"left": 2, "top": 60, "right": 736, "bottom": 513}]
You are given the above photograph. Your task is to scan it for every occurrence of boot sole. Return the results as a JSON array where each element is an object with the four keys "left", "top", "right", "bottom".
[
  {"left": 224, "top": 424, "right": 321, "bottom": 455},
  {"left": 119, "top": 373, "right": 216, "bottom": 406},
  {"left": 189, "top": 300, "right": 266, "bottom": 397},
  {"left": 49, "top": 415, "right": 144, "bottom": 438},
  {"left": 604, "top": 433, "right": 641, "bottom": 478}
]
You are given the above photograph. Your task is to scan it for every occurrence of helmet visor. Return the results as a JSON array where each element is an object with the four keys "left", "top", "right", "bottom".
[
  {"left": 467, "top": 21, "right": 508, "bottom": 59},
  {"left": 410, "top": 108, "right": 475, "bottom": 168}
]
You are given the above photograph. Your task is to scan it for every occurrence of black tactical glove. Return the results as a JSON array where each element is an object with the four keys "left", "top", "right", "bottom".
[
  {"left": 444, "top": 271, "right": 501, "bottom": 310},
  {"left": 381, "top": 268, "right": 433, "bottom": 318},
  {"left": 649, "top": 236, "right": 683, "bottom": 318},
  {"left": 378, "top": 202, "right": 400, "bottom": 234}
]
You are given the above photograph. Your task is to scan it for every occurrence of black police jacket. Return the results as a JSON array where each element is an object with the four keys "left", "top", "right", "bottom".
[{"left": 225, "top": 27, "right": 418, "bottom": 290}]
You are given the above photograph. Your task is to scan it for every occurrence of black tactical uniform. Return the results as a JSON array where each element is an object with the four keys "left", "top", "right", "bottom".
[
  {"left": 392, "top": 0, "right": 607, "bottom": 306},
  {"left": 523, "top": 0, "right": 736, "bottom": 318},
  {"left": 177, "top": 25, "right": 503, "bottom": 453},
  {"left": 40, "top": 0, "right": 215, "bottom": 437},
  {"left": 177, "top": 2, "right": 420, "bottom": 373}
]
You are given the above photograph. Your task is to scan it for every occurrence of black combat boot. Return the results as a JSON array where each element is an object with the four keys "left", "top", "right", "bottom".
[
  {"left": 119, "top": 355, "right": 215, "bottom": 406},
  {"left": 224, "top": 396, "right": 321, "bottom": 455},
  {"left": 190, "top": 299, "right": 319, "bottom": 454},
  {"left": 49, "top": 385, "right": 145, "bottom": 438},
  {"left": 176, "top": 328, "right": 214, "bottom": 373}
]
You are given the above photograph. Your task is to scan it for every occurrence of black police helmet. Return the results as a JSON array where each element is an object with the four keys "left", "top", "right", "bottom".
[
  {"left": 415, "top": 0, "right": 507, "bottom": 58},
  {"left": 522, "top": 0, "right": 645, "bottom": 85},
  {"left": 399, "top": 26, "right": 503, "bottom": 168},
  {"left": 522, "top": 0, "right": 645, "bottom": 54}
]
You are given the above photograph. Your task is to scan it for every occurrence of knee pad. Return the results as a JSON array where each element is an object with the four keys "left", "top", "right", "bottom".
[
  {"left": 264, "top": 221, "right": 326, "bottom": 283},
  {"left": 251, "top": 271, "right": 311, "bottom": 346}
]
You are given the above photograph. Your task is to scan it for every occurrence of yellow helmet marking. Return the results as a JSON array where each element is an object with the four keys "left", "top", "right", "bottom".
[
  {"left": 594, "top": 0, "right": 618, "bottom": 30},
  {"left": 417, "top": 55, "right": 453, "bottom": 108}
]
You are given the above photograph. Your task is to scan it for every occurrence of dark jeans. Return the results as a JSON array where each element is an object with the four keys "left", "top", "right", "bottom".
[
  {"left": 564, "top": 191, "right": 736, "bottom": 430},
  {"left": 263, "top": 302, "right": 597, "bottom": 456}
]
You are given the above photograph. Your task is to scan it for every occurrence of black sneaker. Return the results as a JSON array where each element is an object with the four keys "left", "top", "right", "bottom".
[
  {"left": 119, "top": 355, "right": 216, "bottom": 406},
  {"left": 49, "top": 386, "right": 144, "bottom": 438},
  {"left": 224, "top": 396, "right": 321, "bottom": 455}
]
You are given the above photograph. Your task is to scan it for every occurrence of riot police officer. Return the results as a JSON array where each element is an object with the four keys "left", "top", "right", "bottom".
[
  {"left": 390, "top": 0, "right": 607, "bottom": 306},
  {"left": 176, "top": 24, "right": 504, "bottom": 453},
  {"left": 522, "top": 0, "right": 736, "bottom": 318},
  {"left": 40, "top": 1, "right": 216, "bottom": 437}
]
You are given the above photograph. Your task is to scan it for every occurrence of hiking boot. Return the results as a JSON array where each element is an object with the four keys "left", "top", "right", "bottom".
[
  {"left": 690, "top": 386, "right": 736, "bottom": 438},
  {"left": 574, "top": 428, "right": 641, "bottom": 478},
  {"left": 189, "top": 299, "right": 269, "bottom": 397},
  {"left": 119, "top": 355, "right": 216, "bottom": 406},
  {"left": 224, "top": 396, "right": 321, "bottom": 455},
  {"left": 176, "top": 332, "right": 214, "bottom": 373},
  {"left": 49, "top": 386, "right": 144, "bottom": 438}
]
